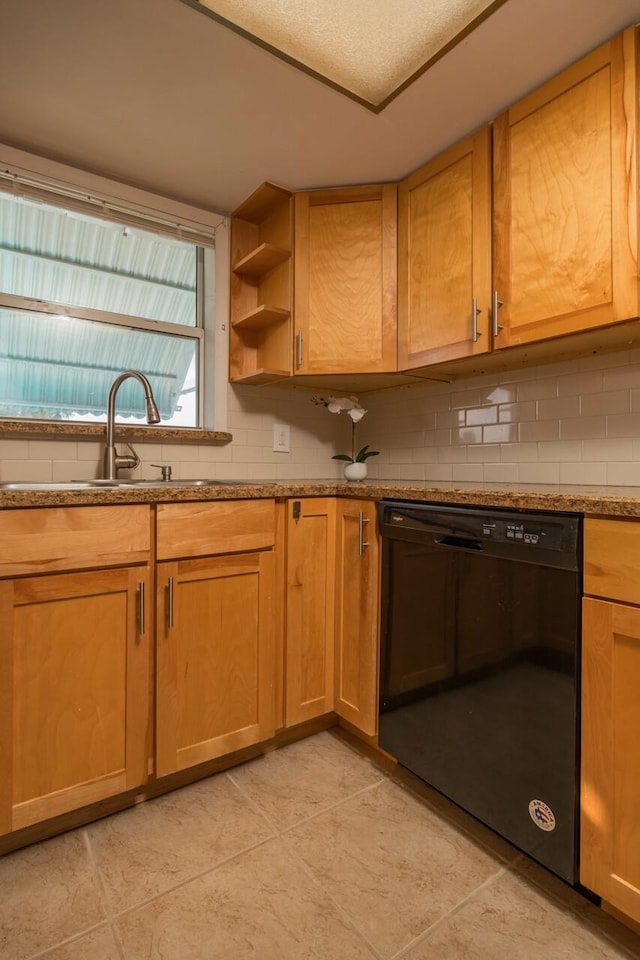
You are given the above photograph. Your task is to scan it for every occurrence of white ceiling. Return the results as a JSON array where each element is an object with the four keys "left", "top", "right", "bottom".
[{"left": 1, "top": 0, "right": 640, "bottom": 214}]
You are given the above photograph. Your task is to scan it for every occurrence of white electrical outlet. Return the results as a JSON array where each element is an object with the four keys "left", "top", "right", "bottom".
[{"left": 273, "top": 423, "right": 290, "bottom": 452}]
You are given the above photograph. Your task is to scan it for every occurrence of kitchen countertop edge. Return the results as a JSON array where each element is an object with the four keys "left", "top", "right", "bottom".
[{"left": 1, "top": 479, "right": 640, "bottom": 517}]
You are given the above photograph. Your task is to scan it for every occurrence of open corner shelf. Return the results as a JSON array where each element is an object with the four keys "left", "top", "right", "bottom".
[
  {"left": 230, "top": 182, "right": 293, "bottom": 385},
  {"left": 230, "top": 368, "right": 291, "bottom": 385},
  {"left": 232, "top": 243, "right": 290, "bottom": 279},
  {"left": 232, "top": 305, "right": 290, "bottom": 330}
]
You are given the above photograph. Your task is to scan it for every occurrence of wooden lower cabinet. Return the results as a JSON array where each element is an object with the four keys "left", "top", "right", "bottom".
[
  {"left": 581, "top": 596, "right": 640, "bottom": 923},
  {"left": 285, "top": 497, "right": 380, "bottom": 737},
  {"left": 285, "top": 498, "right": 337, "bottom": 725},
  {"left": 0, "top": 565, "right": 151, "bottom": 835},
  {"left": 155, "top": 550, "right": 277, "bottom": 776},
  {"left": 334, "top": 499, "right": 380, "bottom": 736}
]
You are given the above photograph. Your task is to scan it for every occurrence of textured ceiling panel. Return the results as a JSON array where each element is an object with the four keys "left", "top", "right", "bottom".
[{"left": 196, "top": 0, "right": 504, "bottom": 105}]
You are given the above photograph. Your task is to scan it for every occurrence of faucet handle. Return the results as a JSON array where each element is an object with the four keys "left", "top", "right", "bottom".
[
  {"left": 151, "top": 463, "right": 173, "bottom": 481},
  {"left": 114, "top": 442, "right": 140, "bottom": 473}
]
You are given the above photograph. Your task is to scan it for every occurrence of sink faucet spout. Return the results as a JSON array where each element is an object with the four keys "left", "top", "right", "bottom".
[{"left": 103, "top": 371, "right": 161, "bottom": 480}]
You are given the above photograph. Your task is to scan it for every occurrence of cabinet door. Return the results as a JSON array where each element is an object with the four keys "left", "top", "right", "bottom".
[
  {"left": 398, "top": 127, "right": 491, "bottom": 369},
  {"left": 294, "top": 185, "right": 397, "bottom": 374},
  {"left": 0, "top": 566, "right": 150, "bottom": 835},
  {"left": 581, "top": 597, "right": 640, "bottom": 923},
  {"left": 156, "top": 551, "right": 276, "bottom": 777},
  {"left": 493, "top": 29, "right": 638, "bottom": 348},
  {"left": 334, "top": 500, "right": 380, "bottom": 736},
  {"left": 285, "top": 498, "right": 337, "bottom": 726}
]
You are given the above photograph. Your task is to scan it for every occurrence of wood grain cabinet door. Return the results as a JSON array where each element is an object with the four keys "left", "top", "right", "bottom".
[
  {"left": 581, "top": 596, "right": 640, "bottom": 923},
  {"left": 334, "top": 500, "right": 380, "bottom": 737},
  {"left": 398, "top": 127, "right": 491, "bottom": 370},
  {"left": 285, "top": 498, "right": 337, "bottom": 726},
  {"left": 155, "top": 550, "right": 276, "bottom": 777},
  {"left": 294, "top": 185, "right": 397, "bottom": 374},
  {"left": 493, "top": 28, "right": 639, "bottom": 348},
  {"left": 0, "top": 566, "right": 150, "bottom": 836}
]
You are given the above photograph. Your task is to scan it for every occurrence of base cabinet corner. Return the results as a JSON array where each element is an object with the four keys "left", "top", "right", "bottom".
[
  {"left": 582, "top": 518, "right": 640, "bottom": 925},
  {"left": 334, "top": 499, "right": 380, "bottom": 736}
]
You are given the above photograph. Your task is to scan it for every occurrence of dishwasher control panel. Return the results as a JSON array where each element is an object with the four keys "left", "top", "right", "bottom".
[
  {"left": 483, "top": 521, "right": 542, "bottom": 545},
  {"left": 380, "top": 501, "right": 580, "bottom": 563},
  {"left": 481, "top": 519, "right": 559, "bottom": 548}
]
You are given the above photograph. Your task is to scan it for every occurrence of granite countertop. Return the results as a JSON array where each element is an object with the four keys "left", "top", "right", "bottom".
[{"left": 1, "top": 478, "right": 640, "bottom": 518}]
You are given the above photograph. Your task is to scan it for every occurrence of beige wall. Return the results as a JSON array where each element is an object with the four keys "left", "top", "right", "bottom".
[
  {"left": 0, "top": 385, "right": 344, "bottom": 484},
  {"left": 4, "top": 349, "right": 640, "bottom": 487}
]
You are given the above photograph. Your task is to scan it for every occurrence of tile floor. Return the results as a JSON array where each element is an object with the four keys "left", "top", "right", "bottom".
[{"left": 2, "top": 730, "right": 640, "bottom": 960}]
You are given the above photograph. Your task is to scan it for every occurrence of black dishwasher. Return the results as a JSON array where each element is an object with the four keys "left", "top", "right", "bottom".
[{"left": 378, "top": 499, "right": 582, "bottom": 883}]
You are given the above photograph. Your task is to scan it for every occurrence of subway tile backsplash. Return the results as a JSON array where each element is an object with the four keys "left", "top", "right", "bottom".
[
  {"left": 364, "top": 348, "right": 640, "bottom": 486},
  {"left": 5, "top": 349, "right": 640, "bottom": 487}
]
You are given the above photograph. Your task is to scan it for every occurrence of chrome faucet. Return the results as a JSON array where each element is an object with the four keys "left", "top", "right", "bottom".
[{"left": 102, "top": 371, "right": 161, "bottom": 480}]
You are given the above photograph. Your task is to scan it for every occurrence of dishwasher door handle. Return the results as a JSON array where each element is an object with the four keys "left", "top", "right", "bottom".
[{"left": 434, "top": 535, "right": 483, "bottom": 550}]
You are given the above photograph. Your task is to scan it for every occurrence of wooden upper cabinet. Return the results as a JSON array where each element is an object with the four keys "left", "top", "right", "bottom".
[
  {"left": 493, "top": 28, "right": 639, "bottom": 348},
  {"left": 294, "top": 184, "right": 398, "bottom": 374},
  {"left": 398, "top": 127, "right": 491, "bottom": 370}
]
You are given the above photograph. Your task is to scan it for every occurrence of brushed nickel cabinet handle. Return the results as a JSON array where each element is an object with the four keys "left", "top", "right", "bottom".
[
  {"left": 138, "top": 581, "right": 145, "bottom": 636},
  {"left": 295, "top": 330, "right": 303, "bottom": 368},
  {"left": 492, "top": 291, "right": 504, "bottom": 337},
  {"left": 358, "top": 512, "right": 370, "bottom": 557},
  {"left": 167, "top": 576, "right": 174, "bottom": 630},
  {"left": 472, "top": 297, "right": 482, "bottom": 342}
]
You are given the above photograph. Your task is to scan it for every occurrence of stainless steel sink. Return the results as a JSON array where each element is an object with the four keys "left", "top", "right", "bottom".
[
  {"left": 0, "top": 478, "right": 270, "bottom": 491},
  {"left": 0, "top": 481, "right": 98, "bottom": 491},
  {"left": 85, "top": 478, "right": 267, "bottom": 487}
]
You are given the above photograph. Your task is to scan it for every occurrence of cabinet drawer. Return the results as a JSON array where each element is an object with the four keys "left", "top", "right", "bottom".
[
  {"left": 156, "top": 499, "right": 276, "bottom": 560},
  {"left": 0, "top": 506, "right": 151, "bottom": 577},
  {"left": 584, "top": 518, "right": 640, "bottom": 605}
]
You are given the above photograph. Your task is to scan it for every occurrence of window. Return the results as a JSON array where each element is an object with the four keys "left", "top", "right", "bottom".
[{"left": 0, "top": 191, "right": 212, "bottom": 427}]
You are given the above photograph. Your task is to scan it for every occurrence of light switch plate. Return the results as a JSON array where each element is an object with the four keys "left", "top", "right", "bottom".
[{"left": 273, "top": 423, "right": 290, "bottom": 452}]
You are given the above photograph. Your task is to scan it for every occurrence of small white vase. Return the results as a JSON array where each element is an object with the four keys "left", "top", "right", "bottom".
[{"left": 344, "top": 461, "right": 367, "bottom": 481}]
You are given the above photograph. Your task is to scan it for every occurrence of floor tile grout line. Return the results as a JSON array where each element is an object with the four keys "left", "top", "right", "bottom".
[
  {"left": 277, "top": 826, "right": 387, "bottom": 960},
  {"left": 223, "top": 768, "right": 286, "bottom": 836},
  {"left": 106, "top": 833, "right": 277, "bottom": 921},
  {"left": 21, "top": 921, "right": 115, "bottom": 960},
  {"left": 82, "top": 826, "right": 116, "bottom": 922},
  {"left": 279, "top": 778, "right": 388, "bottom": 838},
  {"left": 225, "top": 762, "right": 387, "bottom": 839},
  {"left": 82, "top": 825, "right": 128, "bottom": 960},
  {"left": 387, "top": 862, "right": 511, "bottom": 960},
  {"left": 389, "top": 773, "right": 522, "bottom": 868},
  {"left": 78, "top": 770, "right": 280, "bottom": 925},
  {"left": 503, "top": 859, "right": 640, "bottom": 960}
]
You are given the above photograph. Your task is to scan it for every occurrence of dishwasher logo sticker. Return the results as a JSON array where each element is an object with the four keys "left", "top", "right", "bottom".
[{"left": 529, "top": 799, "right": 556, "bottom": 832}]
